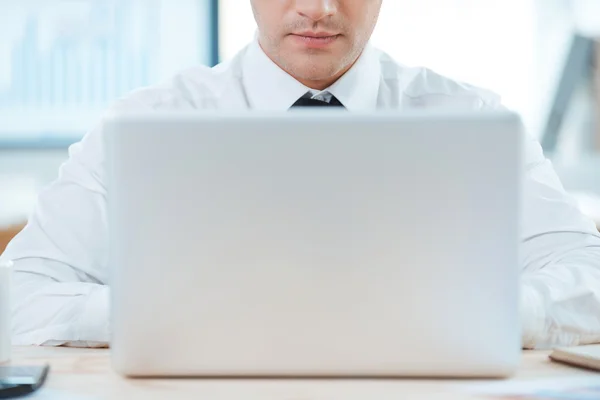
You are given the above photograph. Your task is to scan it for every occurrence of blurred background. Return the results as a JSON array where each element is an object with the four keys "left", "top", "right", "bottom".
[{"left": 1, "top": 0, "right": 599, "bottom": 237}]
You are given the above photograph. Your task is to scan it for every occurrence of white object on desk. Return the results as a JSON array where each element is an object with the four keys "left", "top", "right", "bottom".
[
  {"left": 0, "top": 260, "right": 12, "bottom": 364},
  {"left": 463, "top": 376, "right": 600, "bottom": 396},
  {"left": 550, "top": 344, "right": 600, "bottom": 371}
]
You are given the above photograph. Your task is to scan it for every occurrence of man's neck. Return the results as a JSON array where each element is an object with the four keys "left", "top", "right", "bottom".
[{"left": 295, "top": 67, "right": 352, "bottom": 91}]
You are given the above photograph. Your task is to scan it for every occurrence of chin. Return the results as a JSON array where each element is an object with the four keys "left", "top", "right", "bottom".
[
  {"left": 286, "top": 59, "right": 341, "bottom": 82},
  {"left": 296, "top": 70, "right": 334, "bottom": 82}
]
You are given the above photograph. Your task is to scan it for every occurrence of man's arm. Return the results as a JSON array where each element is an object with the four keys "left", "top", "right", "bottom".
[
  {"left": 0, "top": 119, "right": 112, "bottom": 346},
  {"left": 520, "top": 135, "right": 600, "bottom": 349},
  {"left": 0, "top": 95, "right": 156, "bottom": 347},
  {"left": 10, "top": 259, "right": 110, "bottom": 347}
]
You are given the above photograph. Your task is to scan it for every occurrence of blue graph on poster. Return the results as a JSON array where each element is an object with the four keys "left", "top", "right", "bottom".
[
  {"left": 0, "top": 1, "right": 156, "bottom": 110},
  {"left": 0, "top": 0, "right": 213, "bottom": 146}
]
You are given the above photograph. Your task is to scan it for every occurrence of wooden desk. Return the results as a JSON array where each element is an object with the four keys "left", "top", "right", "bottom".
[
  {"left": 0, "top": 223, "right": 24, "bottom": 255},
  {"left": 7, "top": 347, "right": 598, "bottom": 399}
]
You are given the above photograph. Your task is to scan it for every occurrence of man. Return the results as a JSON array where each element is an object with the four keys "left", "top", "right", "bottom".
[{"left": 3, "top": 0, "right": 600, "bottom": 349}]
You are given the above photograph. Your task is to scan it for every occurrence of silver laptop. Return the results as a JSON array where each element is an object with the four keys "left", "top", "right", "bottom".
[{"left": 105, "top": 111, "right": 522, "bottom": 378}]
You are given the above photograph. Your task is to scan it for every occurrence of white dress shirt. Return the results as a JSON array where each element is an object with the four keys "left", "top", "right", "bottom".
[{"left": 3, "top": 40, "right": 600, "bottom": 349}]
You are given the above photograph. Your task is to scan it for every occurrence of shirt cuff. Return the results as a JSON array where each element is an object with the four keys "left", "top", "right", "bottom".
[
  {"left": 520, "top": 283, "right": 546, "bottom": 349},
  {"left": 77, "top": 285, "right": 110, "bottom": 344}
]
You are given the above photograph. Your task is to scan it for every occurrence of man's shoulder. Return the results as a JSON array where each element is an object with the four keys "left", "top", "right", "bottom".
[
  {"left": 374, "top": 48, "right": 501, "bottom": 110},
  {"left": 68, "top": 53, "right": 246, "bottom": 177},
  {"left": 111, "top": 52, "right": 244, "bottom": 112}
]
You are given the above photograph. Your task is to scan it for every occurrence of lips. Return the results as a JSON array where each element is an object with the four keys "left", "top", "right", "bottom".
[
  {"left": 289, "top": 32, "right": 340, "bottom": 48},
  {"left": 294, "top": 31, "right": 339, "bottom": 38}
]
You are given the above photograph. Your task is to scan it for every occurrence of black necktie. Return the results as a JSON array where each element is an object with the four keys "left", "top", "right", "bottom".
[{"left": 291, "top": 94, "right": 345, "bottom": 108}]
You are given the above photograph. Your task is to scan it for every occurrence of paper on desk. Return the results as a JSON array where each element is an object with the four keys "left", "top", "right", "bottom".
[
  {"left": 28, "top": 389, "right": 99, "bottom": 399},
  {"left": 460, "top": 377, "right": 600, "bottom": 400}
]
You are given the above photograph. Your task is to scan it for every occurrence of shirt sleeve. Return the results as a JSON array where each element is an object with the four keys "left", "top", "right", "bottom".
[
  {"left": 0, "top": 116, "right": 112, "bottom": 346},
  {"left": 10, "top": 259, "right": 110, "bottom": 347},
  {"left": 1, "top": 96, "right": 153, "bottom": 347},
  {"left": 519, "top": 135, "right": 600, "bottom": 349},
  {"left": 485, "top": 101, "right": 600, "bottom": 349}
]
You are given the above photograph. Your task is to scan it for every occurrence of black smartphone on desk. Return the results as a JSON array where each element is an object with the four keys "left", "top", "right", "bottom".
[{"left": 0, "top": 365, "right": 49, "bottom": 399}]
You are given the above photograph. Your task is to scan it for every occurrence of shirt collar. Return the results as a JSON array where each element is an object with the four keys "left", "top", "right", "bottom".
[{"left": 242, "top": 39, "right": 381, "bottom": 111}]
